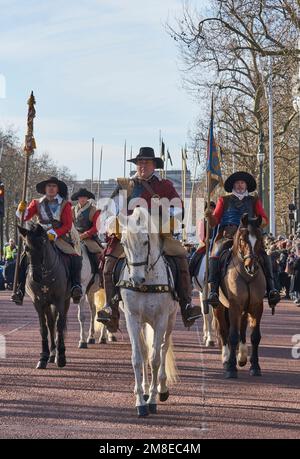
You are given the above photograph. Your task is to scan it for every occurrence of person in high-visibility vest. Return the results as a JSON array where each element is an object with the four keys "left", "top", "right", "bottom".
[{"left": 4, "top": 239, "right": 17, "bottom": 262}]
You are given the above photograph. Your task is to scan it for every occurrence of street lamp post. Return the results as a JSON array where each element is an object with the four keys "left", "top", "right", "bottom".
[
  {"left": 257, "top": 130, "right": 265, "bottom": 201},
  {"left": 293, "top": 93, "right": 300, "bottom": 224},
  {"left": 292, "top": 36, "right": 300, "bottom": 224}
]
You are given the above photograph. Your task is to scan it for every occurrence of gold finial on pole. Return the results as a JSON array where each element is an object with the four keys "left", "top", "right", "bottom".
[{"left": 24, "top": 91, "right": 36, "bottom": 155}]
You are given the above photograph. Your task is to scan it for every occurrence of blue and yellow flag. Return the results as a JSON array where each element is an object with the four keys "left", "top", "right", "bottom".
[{"left": 207, "top": 97, "right": 223, "bottom": 192}]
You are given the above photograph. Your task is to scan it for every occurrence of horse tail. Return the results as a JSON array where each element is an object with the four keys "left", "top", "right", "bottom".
[{"left": 144, "top": 324, "right": 178, "bottom": 384}]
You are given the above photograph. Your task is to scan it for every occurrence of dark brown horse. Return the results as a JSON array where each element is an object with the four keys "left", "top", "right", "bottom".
[
  {"left": 18, "top": 224, "right": 71, "bottom": 369},
  {"left": 215, "top": 213, "right": 266, "bottom": 378}
]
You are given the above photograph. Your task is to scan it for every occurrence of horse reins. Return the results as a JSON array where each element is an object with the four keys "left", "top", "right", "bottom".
[{"left": 125, "top": 234, "right": 163, "bottom": 274}]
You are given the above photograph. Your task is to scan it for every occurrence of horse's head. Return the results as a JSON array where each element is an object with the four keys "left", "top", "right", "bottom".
[
  {"left": 121, "top": 207, "right": 150, "bottom": 287},
  {"left": 18, "top": 224, "right": 48, "bottom": 282},
  {"left": 233, "top": 213, "right": 263, "bottom": 275}
]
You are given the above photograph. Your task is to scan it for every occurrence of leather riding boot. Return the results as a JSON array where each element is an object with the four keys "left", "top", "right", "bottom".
[
  {"left": 189, "top": 250, "right": 203, "bottom": 278},
  {"left": 96, "top": 256, "right": 120, "bottom": 333},
  {"left": 70, "top": 255, "right": 83, "bottom": 304},
  {"left": 11, "top": 253, "right": 28, "bottom": 305},
  {"left": 175, "top": 256, "right": 201, "bottom": 327},
  {"left": 260, "top": 252, "right": 281, "bottom": 307},
  {"left": 207, "top": 257, "right": 221, "bottom": 308}
]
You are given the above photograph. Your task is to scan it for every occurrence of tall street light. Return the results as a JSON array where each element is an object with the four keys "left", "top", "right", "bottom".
[
  {"left": 292, "top": 81, "right": 300, "bottom": 225},
  {"left": 257, "top": 130, "right": 265, "bottom": 201}
]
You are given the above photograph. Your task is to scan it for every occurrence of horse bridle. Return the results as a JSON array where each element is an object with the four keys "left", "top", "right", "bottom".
[
  {"left": 124, "top": 234, "right": 163, "bottom": 274},
  {"left": 28, "top": 237, "right": 59, "bottom": 281}
]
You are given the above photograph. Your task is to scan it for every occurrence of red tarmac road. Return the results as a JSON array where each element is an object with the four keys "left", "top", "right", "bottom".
[{"left": 0, "top": 291, "right": 299, "bottom": 439}]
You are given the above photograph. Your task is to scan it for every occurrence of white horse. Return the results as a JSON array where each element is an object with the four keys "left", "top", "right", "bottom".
[
  {"left": 118, "top": 207, "right": 178, "bottom": 417},
  {"left": 78, "top": 244, "right": 116, "bottom": 348},
  {"left": 192, "top": 253, "right": 216, "bottom": 347}
]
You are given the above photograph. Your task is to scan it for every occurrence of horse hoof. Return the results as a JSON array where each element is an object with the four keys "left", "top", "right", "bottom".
[
  {"left": 78, "top": 342, "right": 88, "bottom": 349},
  {"left": 137, "top": 405, "right": 149, "bottom": 417},
  {"left": 36, "top": 360, "right": 47, "bottom": 369},
  {"left": 206, "top": 340, "right": 215, "bottom": 347},
  {"left": 48, "top": 355, "right": 55, "bottom": 363},
  {"left": 143, "top": 394, "right": 149, "bottom": 402},
  {"left": 159, "top": 390, "right": 169, "bottom": 402},
  {"left": 56, "top": 356, "right": 66, "bottom": 368},
  {"left": 88, "top": 338, "right": 95, "bottom": 344},
  {"left": 238, "top": 360, "right": 247, "bottom": 367},
  {"left": 225, "top": 370, "right": 238, "bottom": 379},
  {"left": 100, "top": 338, "right": 107, "bottom": 344},
  {"left": 250, "top": 367, "right": 262, "bottom": 377},
  {"left": 148, "top": 404, "right": 157, "bottom": 414},
  {"left": 109, "top": 335, "right": 117, "bottom": 342}
]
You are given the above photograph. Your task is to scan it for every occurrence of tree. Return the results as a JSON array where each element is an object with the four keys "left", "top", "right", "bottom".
[
  {"left": 0, "top": 128, "right": 76, "bottom": 241},
  {"left": 168, "top": 0, "right": 300, "bottom": 233}
]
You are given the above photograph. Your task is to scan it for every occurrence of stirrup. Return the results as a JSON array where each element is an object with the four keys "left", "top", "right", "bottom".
[
  {"left": 96, "top": 306, "right": 112, "bottom": 323},
  {"left": 11, "top": 291, "right": 24, "bottom": 305},
  {"left": 268, "top": 289, "right": 280, "bottom": 307},
  {"left": 71, "top": 285, "right": 82, "bottom": 304},
  {"left": 207, "top": 291, "right": 220, "bottom": 308},
  {"left": 185, "top": 304, "right": 202, "bottom": 321}
]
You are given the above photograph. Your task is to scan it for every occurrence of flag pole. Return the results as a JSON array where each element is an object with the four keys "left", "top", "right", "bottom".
[
  {"left": 97, "top": 146, "right": 103, "bottom": 202},
  {"left": 203, "top": 170, "right": 212, "bottom": 315},
  {"left": 13, "top": 92, "right": 36, "bottom": 296},
  {"left": 123, "top": 140, "right": 127, "bottom": 178},
  {"left": 91, "top": 137, "right": 94, "bottom": 192},
  {"left": 182, "top": 146, "right": 187, "bottom": 242},
  {"left": 129, "top": 146, "right": 133, "bottom": 176},
  {"left": 203, "top": 94, "right": 214, "bottom": 315},
  {"left": 165, "top": 148, "right": 168, "bottom": 179}
]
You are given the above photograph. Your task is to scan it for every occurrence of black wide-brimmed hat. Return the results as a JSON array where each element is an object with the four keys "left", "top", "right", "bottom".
[
  {"left": 36, "top": 176, "right": 68, "bottom": 198},
  {"left": 127, "top": 147, "right": 164, "bottom": 170},
  {"left": 71, "top": 188, "right": 95, "bottom": 201},
  {"left": 224, "top": 171, "right": 257, "bottom": 193}
]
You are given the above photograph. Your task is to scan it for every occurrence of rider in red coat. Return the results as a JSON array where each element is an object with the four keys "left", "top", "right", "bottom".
[{"left": 205, "top": 171, "right": 280, "bottom": 308}]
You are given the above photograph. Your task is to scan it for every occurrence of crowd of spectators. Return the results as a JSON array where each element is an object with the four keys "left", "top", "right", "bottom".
[{"left": 264, "top": 233, "right": 300, "bottom": 305}]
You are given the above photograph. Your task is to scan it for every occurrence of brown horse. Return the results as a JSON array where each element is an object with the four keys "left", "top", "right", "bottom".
[{"left": 215, "top": 213, "right": 266, "bottom": 379}]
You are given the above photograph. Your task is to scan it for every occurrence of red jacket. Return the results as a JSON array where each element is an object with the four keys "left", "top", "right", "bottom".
[{"left": 24, "top": 199, "right": 73, "bottom": 238}]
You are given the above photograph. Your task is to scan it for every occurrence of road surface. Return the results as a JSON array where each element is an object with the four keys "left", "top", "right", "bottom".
[{"left": 0, "top": 291, "right": 299, "bottom": 439}]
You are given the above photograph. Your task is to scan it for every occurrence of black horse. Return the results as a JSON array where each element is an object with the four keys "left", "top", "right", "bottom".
[{"left": 18, "top": 224, "right": 71, "bottom": 369}]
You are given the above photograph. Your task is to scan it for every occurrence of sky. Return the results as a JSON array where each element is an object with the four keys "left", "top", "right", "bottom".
[{"left": 0, "top": 0, "right": 208, "bottom": 180}]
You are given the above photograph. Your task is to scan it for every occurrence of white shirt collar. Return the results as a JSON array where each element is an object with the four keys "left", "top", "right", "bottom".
[
  {"left": 232, "top": 189, "right": 249, "bottom": 200},
  {"left": 133, "top": 171, "right": 161, "bottom": 181},
  {"left": 40, "top": 193, "right": 64, "bottom": 204}
]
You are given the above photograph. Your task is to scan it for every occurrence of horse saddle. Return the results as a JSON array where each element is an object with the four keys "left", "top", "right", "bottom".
[
  {"left": 83, "top": 245, "right": 99, "bottom": 275},
  {"left": 219, "top": 249, "right": 233, "bottom": 278},
  {"left": 113, "top": 258, "right": 126, "bottom": 286},
  {"left": 113, "top": 256, "right": 178, "bottom": 300},
  {"left": 189, "top": 251, "right": 205, "bottom": 279}
]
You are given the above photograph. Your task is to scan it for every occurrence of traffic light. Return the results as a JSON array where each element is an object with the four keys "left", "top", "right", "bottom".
[
  {"left": 288, "top": 203, "right": 296, "bottom": 221},
  {"left": 0, "top": 183, "right": 4, "bottom": 218}
]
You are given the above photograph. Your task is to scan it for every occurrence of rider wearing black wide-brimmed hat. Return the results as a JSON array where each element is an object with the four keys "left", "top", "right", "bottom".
[
  {"left": 71, "top": 188, "right": 103, "bottom": 276},
  {"left": 205, "top": 171, "right": 280, "bottom": 308},
  {"left": 11, "top": 177, "right": 83, "bottom": 305},
  {"left": 96, "top": 147, "right": 202, "bottom": 332}
]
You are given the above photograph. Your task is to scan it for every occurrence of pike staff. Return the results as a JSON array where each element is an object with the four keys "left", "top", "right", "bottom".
[{"left": 12, "top": 92, "right": 36, "bottom": 296}]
